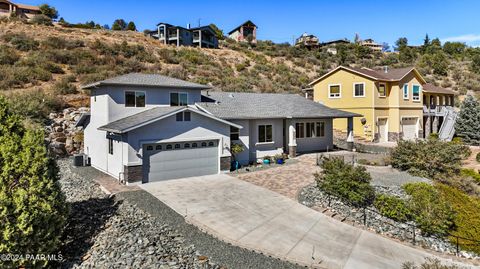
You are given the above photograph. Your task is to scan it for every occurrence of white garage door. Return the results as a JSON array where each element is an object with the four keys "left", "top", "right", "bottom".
[
  {"left": 143, "top": 140, "right": 219, "bottom": 182},
  {"left": 402, "top": 118, "right": 418, "bottom": 140}
]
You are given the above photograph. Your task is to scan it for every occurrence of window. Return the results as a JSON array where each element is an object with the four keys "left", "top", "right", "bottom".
[
  {"left": 125, "top": 91, "right": 145, "bottom": 107},
  {"left": 176, "top": 111, "right": 191, "bottom": 121},
  {"left": 166, "top": 144, "right": 172, "bottom": 150},
  {"left": 184, "top": 143, "right": 190, "bottom": 148},
  {"left": 230, "top": 126, "right": 240, "bottom": 140},
  {"left": 170, "top": 92, "right": 188, "bottom": 106},
  {"left": 412, "top": 85, "right": 420, "bottom": 101},
  {"left": 378, "top": 83, "right": 386, "bottom": 97},
  {"left": 306, "top": 122, "right": 315, "bottom": 138},
  {"left": 192, "top": 143, "right": 198, "bottom": 148},
  {"left": 403, "top": 84, "right": 409, "bottom": 100},
  {"left": 258, "top": 125, "right": 273, "bottom": 143},
  {"left": 328, "top": 84, "right": 341, "bottom": 98},
  {"left": 155, "top": 145, "right": 162, "bottom": 150},
  {"left": 201, "top": 142, "right": 207, "bottom": 147},
  {"left": 108, "top": 139, "right": 113, "bottom": 155},
  {"left": 354, "top": 83, "right": 365, "bottom": 97},
  {"left": 208, "top": 141, "right": 214, "bottom": 147},
  {"left": 295, "top": 123, "right": 305, "bottom": 138},
  {"left": 146, "top": 145, "right": 153, "bottom": 151},
  {"left": 316, "top": 122, "right": 325, "bottom": 137},
  {"left": 175, "top": 144, "right": 181, "bottom": 149}
]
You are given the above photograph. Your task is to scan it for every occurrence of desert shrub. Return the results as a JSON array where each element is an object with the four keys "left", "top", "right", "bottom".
[
  {"left": 402, "top": 258, "right": 462, "bottom": 269},
  {"left": 436, "top": 184, "right": 480, "bottom": 254},
  {"left": 2, "top": 33, "right": 39, "bottom": 51},
  {"left": 0, "top": 45, "right": 20, "bottom": 65},
  {"left": 0, "top": 97, "right": 68, "bottom": 268},
  {"left": 403, "top": 183, "right": 454, "bottom": 236},
  {"left": 0, "top": 65, "right": 52, "bottom": 90},
  {"left": 4, "top": 89, "right": 65, "bottom": 121},
  {"left": 477, "top": 152, "right": 480, "bottom": 163},
  {"left": 17, "top": 52, "right": 64, "bottom": 74},
  {"left": 374, "top": 194, "right": 412, "bottom": 222},
  {"left": 391, "top": 139, "right": 471, "bottom": 178},
  {"left": 461, "top": 168, "right": 480, "bottom": 184},
  {"left": 30, "top": 14, "right": 53, "bottom": 26},
  {"left": 51, "top": 75, "right": 77, "bottom": 95},
  {"left": 315, "top": 157, "right": 375, "bottom": 207}
]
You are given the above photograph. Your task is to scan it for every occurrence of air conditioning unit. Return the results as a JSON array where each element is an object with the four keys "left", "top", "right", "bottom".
[{"left": 73, "top": 154, "right": 90, "bottom": 167}]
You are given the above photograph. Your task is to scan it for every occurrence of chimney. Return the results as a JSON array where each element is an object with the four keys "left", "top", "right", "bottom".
[
  {"left": 187, "top": 23, "right": 191, "bottom": 29},
  {"left": 383, "top": 66, "right": 388, "bottom": 73}
]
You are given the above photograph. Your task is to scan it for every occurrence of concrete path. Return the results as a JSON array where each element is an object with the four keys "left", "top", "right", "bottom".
[{"left": 140, "top": 174, "right": 476, "bottom": 269}]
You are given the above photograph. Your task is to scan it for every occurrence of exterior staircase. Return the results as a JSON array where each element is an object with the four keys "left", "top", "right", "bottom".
[{"left": 438, "top": 106, "right": 458, "bottom": 141}]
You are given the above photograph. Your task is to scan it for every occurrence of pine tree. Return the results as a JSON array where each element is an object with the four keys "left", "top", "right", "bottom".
[
  {"left": 0, "top": 97, "right": 68, "bottom": 268},
  {"left": 126, "top": 21, "right": 137, "bottom": 31},
  {"left": 112, "top": 19, "right": 127, "bottom": 30},
  {"left": 455, "top": 95, "right": 480, "bottom": 145},
  {"left": 423, "top": 33, "right": 430, "bottom": 46}
]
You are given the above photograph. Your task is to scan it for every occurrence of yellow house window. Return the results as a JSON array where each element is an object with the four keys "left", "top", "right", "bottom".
[
  {"left": 378, "top": 83, "right": 386, "bottom": 97},
  {"left": 328, "top": 84, "right": 341, "bottom": 98},
  {"left": 354, "top": 83, "right": 365, "bottom": 97}
]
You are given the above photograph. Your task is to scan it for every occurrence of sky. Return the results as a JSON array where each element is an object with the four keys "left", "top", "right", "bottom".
[{"left": 19, "top": 0, "right": 480, "bottom": 47}]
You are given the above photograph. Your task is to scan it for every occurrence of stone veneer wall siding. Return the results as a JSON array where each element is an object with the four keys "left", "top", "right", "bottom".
[
  {"left": 220, "top": 156, "right": 231, "bottom": 171},
  {"left": 288, "top": 146, "right": 297, "bottom": 158},
  {"left": 124, "top": 165, "right": 143, "bottom": 184}
]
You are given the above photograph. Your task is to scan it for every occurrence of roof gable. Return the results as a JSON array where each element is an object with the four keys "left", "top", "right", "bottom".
[
  {"left": 309, "top": 66, "right": 426, "bottom": 86},
  {"left": 81, "top": 73, "right": 210, "bottom": 90},
  {"left": 228, "top": 20, "right": 257, "bottom": 34},
  {"left": 98, "top": 106, "right": 241, "bottom": 134}
]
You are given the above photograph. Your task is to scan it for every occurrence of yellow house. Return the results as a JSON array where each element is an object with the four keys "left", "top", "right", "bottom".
[{"left": 308, "top": 66, "right": 456, "bottom": 142}]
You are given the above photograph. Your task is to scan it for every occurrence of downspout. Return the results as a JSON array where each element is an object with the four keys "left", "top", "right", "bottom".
[{"left": 371, "top": 82, "right": 376, "bottom": 142}]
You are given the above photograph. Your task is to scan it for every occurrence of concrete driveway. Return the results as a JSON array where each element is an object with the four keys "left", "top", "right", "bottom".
[{"left": 140, "top": 174, "right": 474, "bottom": 269}]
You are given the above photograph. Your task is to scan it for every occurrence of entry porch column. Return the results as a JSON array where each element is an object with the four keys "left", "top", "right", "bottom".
[
  {"left": 288, "top": 122, "right": 297, "bottom": 158},
  {"left": 346, "top": 117, "right": 354, "bottom": 151}
]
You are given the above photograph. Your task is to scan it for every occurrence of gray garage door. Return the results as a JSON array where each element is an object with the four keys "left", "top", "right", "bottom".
[{"left": 143, "top": 140, "right": 219, "bottom": 182}]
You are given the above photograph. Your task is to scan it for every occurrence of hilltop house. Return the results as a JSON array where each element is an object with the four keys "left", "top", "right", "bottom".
[
  {"left": 295, "top": 33, "right": 319, "bottom": 49},
  {"left": 228, "top": 20, "right": 257, "bottom": 43},
  {"left": 358, "top": 38, "right": 383, "bottom": 52},
  {"left": 0, "top": 0, "right": 41, "bottom": 19},
  {"left": 79, "top": 73, "right": 358, "bottom": 184},
  {"left": 307, "top": 66, "right": 456, "bottom": 142},
  {"left": 151, "top": 22, "right": 218, "bottom": 48}
]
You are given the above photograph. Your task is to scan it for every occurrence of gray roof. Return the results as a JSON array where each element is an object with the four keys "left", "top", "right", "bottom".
[
  {"left": 197, "top": 92, "right": 360, "bottom": 120},
  {"left": 82, "top": 73, "right": 210, "bottom": 90},
  {"left": 98, "top": 106, "right": 242, "bottom": 134},
  {"left": 98, "top": 106, "right": 183, "bottom": 133}
]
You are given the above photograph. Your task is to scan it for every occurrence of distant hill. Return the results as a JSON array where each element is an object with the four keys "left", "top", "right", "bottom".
[{"left": 0, "top": 20, "right": 479, "bottom": 123}]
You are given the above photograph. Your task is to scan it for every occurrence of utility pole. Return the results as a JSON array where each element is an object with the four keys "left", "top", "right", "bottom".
[{"left": 198, "top": 18, "right": 201, "bottom": 27}]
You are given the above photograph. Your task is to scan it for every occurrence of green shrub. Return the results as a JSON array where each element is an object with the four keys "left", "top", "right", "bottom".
[
  {"left": 477, "top": 152, "right": 480, "bottom": 163},
  {"left": 403, "top": 183, "right": 454, "bottom": 236},
  {"left": 0, "top": 45, "right": 20, "bottom": 65},
  {"left": 460, "top": 168, "right": 480, "bottom": 184},
  {"left": 42, "top": 36, "right": 85, "bottom": 50},
  {"left": 30, "top": 14, "right": 53, "bottom": 26},
  {"left": 0, "top": 97, "right": 68, "bottom": 268},
  {"left": 51, "top": 76, "right": 77, "bottom": 95},
  {"left": 428, "top": 133, "right": 439, "bottom": 139},
  {"left": 391, "top": 139, "right": 471, "bottom": 179},
  {"left": 374, "top": 194, "right": 412, "bottom": 222},
  {"left": 2, "top": 33, "right": 39, "bottom": 51},
  {"left": 4, "top": 89, "right": 65, "bottom": 122},
  {"left": 315, "top": 157, "right": 375, "bottom": 207},
  {"left": 436, "top": 184, "right": 480, "bottom": 254}
]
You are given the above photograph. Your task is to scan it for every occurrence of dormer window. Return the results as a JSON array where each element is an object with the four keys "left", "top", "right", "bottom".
[
  {"left": 125, "top": 91, "right": 145, "bottom": 107},
  {"left": 170, "top": 92, "right": 188, "bottom": 106}
]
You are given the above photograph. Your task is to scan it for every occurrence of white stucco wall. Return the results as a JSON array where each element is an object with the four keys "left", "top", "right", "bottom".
[
  {"left": 230, "top": 119, "right": 250, "bottom": 165},
  {"left": 125, "top": 112, "right": 231, "bottom": 166},
  {"left": 248, "top": 119, "right": 285, "bottom": 161},
  {"left": 289, "top": 118, "right": 334, "bottom": 152}
]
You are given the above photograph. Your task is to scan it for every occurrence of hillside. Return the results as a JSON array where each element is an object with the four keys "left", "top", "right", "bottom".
[{"left": 0, "top": 20, "right": 479, "bottom": 123}]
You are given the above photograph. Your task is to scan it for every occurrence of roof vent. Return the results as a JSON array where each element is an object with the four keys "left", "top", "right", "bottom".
[{"left": 383, "top": 66, "right": 388, "bottom": 73}]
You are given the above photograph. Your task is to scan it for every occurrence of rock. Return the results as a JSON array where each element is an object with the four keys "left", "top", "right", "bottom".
[{"left": 54, "top": 126, "right": 64, "bottom": 132}]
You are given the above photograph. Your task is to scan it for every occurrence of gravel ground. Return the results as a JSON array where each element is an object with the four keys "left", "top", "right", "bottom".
[{"left": 59, "top": 158, "right": 302, "bottom": 269}]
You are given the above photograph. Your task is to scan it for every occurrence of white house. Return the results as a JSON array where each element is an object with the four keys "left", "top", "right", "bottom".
[{"left": 79, "top": 73, "right": 358, "bottom": 184}]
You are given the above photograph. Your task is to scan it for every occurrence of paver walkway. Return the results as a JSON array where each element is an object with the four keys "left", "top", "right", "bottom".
[
  {"left": 140, "top": 175, "right": 475, "bottom": 269},
  {"left": 235, "top": 154, "right": 320, "bottom": 200}
]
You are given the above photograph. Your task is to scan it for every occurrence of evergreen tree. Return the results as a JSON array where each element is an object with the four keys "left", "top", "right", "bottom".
[
  {"left": 126, "top": 21, "right": 137, "bottom": 31},
  {"left": 0, "top": 97, "right": 68, "bottom": 268},
  {"left": 38, "top": 4, "right": 58, "bottom": 19},
  {"left": 455, "top": 95, "right": 480, "bottom": 145},
  {"left": 395, "top": 37, "right": 408, "bottom": 51},
  {"left": 209, "top": 23, "right": 224, "bottom": 40},
  {"left": 423, "top": 33, "right": 430, "bottom": 47},
  {"left": 112, "top": 19, "right": 127, "bottom": 30}
]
